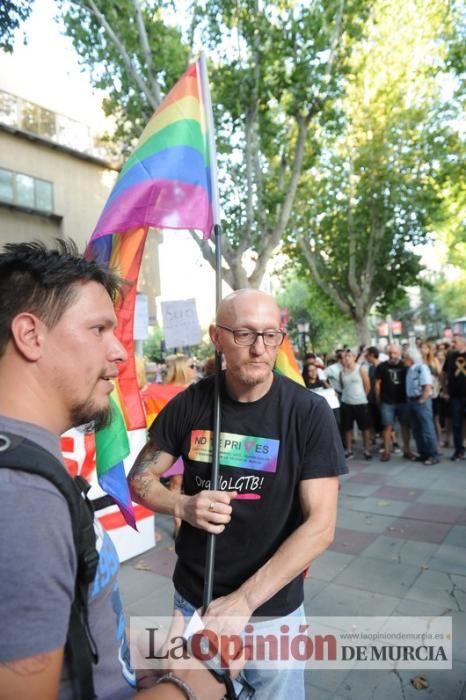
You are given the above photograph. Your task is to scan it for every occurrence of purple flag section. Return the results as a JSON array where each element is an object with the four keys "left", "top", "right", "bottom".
[{"left": 98, "top": 461, "right": 137, "bottom": 531}]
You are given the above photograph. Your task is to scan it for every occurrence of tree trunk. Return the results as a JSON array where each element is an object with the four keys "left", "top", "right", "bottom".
[{"left": 354, "top": 314, "right": 370, "bottom": 346}]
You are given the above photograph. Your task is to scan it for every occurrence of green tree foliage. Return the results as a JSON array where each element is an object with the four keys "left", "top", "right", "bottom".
[
  {"left": 190, "top": 0, "right": 369, "bottom": 288},
  {"left": 434, "top": 276, "right": 466, "bottom": 321},
  {"left": 276, "top": 275, "right": 355, "bottom": 354},
  {"left": 142, "top": 326, "right": 164, "bottom": 362},
  {"left": 435, "top": 134, "right": 466, "bottom": 271},
  {"left": 57, "top": 0, "right": 368, "bottom": 288},
  {"left": 286, "top": 0, "right": 460, "bottom": 343},
  {"left": 47, "top": 0, "right": 462, "bottom": 333},
  {"left": 57, "top": 0, "right": 189, "bottom": 151},
  {"left": 0, "top": 0, "right": 34, "bottom": 52}
]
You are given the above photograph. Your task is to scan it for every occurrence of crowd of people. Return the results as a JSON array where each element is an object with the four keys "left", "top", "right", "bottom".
[
  {"left": 1, "top": 238, "right": 463, "bottom": 699},
  {"left": 142, "top": 334, "right": 466, "bottom": 469},
  {"left": 300, "top": 336, "right": 466, "bottom": 465},
  {"left": 143, "top": 354, "right": 216, "bottom": 385},
  {"left": 139, "top": 333, "right": 466, "bottom": 471}
]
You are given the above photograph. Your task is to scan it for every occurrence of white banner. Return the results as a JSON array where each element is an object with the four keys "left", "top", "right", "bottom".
[
  {"left": 60, "top": 427, "right": 154, "bottom": 562},
  {"left": 130, "top": 615, "right": 452, "bottom": 671},
  {"left": 161, "top": 298, "right": 201, "bottom": 349}
]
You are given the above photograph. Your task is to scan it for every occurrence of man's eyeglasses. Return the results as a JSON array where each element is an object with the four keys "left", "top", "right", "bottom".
[{"left": 216, "top": 325, "right": 286, "bottom": 347}]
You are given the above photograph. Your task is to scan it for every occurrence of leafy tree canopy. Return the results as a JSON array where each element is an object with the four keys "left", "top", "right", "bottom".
[
  {"left": 285, "top": 0, "right": 461, "bottom": 342},
  {"left": 0, "top": 0, "right": 34, "bottom": 52},
  {"left": 57, "top": 0, "right": 189, "bottom": 151},
  {"left": 276, "top": 274, "right": 356, "bottom": 354},
  {"left": 57, "top": 0, "right": 370, "bottom": 289}
]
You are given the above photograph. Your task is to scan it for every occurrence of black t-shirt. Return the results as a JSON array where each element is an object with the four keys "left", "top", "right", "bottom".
[
  {"left": 375, "top": 361, "right": 407, "bottom": 404},
  {"left": 306, "top": 379, "right": 326, "bottom": 390},
  {"left": 444, "top": 351, "right": 466, "bottom": 398},
  {"left": 150, "top": 371, "right": 347, "bottom": 617},
  {"left": 367, "top": 364, "right": 377, "bottom": 404}
]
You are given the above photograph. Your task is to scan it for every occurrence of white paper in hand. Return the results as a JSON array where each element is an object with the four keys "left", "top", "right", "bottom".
[{"left": 183, "top": 609, "right": 205, "bottom": 640}]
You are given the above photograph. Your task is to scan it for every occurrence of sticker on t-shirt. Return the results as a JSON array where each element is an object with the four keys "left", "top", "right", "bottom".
[
  {"left": 454, "top": 356, "right": 466, "bottom": 377},
  {"left": 189, "top": 430, "right": 279, "bottom": 473}
]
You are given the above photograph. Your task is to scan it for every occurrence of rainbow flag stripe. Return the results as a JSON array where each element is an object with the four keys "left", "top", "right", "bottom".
[
  {"left": 141, "top": 383, "right": 187, "bottom": 428},
  {"left": 88, "top": 226, "right": 148, "bottom": 430},
  {"left": 86, "top": 228, "right": 147, "bottom": 529},
  {"left": 85, "top": 55, "right": 219, "bottom": 529},
  {"left": 94, "top": 395, "right": 135, "bottom": 529},
  {"left": 92, "top": 60, "right": 216, "bottom": 241},
  {"left": 275, "top": 335, "right": 305, "bottom": 386}
]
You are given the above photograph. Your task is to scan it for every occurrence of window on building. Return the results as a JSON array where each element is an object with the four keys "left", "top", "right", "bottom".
[
  {"left": 20, "top": 100, "right": 56, "bottom": 139},
  {"left": 0, "top": 168, "right": 54, "bottom": 214},
  {"left": 35, "top": 179, "right": 53, "bottom": 212},
  {"left": 16, "top": 173, "right": 35, "bottom": 208},
  {"left": 0, "top": 92, "right": 17, "bottom": 127},
  {"left": 0, "top": 169, "right": 14, "bottom": 202}
]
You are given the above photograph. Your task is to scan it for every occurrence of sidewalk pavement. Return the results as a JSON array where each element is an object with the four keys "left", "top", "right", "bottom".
[{"left": 119, "top": 449, "right": 466, "bottom": 700}]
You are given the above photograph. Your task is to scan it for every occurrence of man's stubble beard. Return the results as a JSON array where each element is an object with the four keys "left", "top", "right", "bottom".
[
  {"left": 237, "top": 363, "right": 273, "bottom": 387},
  {"left": 70, "top": 401, "right": 112, "bottom": 433}
]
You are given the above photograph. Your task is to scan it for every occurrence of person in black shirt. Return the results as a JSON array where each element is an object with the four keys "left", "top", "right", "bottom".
[
  {"left": 443, "top": 334, "right": 466, "bottom": 460},
  {"left": 129, "top": 289, "right": 347, "bottom": 699},
  {"left": 375, "top": 344, "right": 413, "bottom": 461}
]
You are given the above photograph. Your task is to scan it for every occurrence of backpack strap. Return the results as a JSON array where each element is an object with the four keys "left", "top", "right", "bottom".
[{"left": 0, "top": 431, "right": 99, "bottom": 700}]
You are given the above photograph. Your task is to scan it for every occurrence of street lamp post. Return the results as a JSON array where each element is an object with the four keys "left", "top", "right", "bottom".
[{"left": 297, "top": 321, "right": 310, "bottom": 357}]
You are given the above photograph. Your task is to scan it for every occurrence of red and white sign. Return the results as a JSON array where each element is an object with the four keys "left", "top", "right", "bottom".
[
  {"left": 378, "top": 322, "right": 388, "bottom": 337},
  {"left": 60, "top": 428, "right": 154, "bottom": 562}
]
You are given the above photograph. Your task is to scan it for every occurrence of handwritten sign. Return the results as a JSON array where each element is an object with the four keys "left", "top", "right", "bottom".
[{"left": 161, "top": 298, "right": 201, "bottom": 349}]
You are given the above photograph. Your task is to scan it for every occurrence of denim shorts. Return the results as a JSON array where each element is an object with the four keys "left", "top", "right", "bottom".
[
  {"left": 174, "top": 591, "right": 306, "bottom": 700},
  {"left": 380, "top": 401, "right": 409, "bottom": 427}
]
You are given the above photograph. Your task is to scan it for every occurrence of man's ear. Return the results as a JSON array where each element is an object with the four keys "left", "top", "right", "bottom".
[
  {"left": 10, "top": 313, "right": 45, "bottom": 361},
  {"left": 209, "top": 323, "right": 222, "bottom": 352}
]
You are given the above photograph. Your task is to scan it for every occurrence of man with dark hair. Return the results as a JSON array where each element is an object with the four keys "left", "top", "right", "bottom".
[
  {"left": 366, "top": 346, "right": 382, "bottom": 438},
  {"left": 443, "top": 334, "right": 466, "bottom": 461},
  {"left": 129, "top": 288, "right": 347, "bottom": 699},
  {"left": 375, "top": 344, "right": 413, "bottom": 461},
  {"left": 0, "top": 240, "right": 235, "bottom": 700}
]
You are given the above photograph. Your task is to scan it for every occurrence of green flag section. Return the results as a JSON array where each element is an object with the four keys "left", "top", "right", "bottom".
[{"left": 94, "top": 394, "right": 130, "bottom": 476}]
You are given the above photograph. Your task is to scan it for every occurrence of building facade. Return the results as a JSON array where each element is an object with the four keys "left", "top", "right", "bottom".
[
  {"left": 0, "top": 89, "right": 120, "bottom": 251},
  {"left": 0, "top": 88, "right": 161, "bottom": 318}
]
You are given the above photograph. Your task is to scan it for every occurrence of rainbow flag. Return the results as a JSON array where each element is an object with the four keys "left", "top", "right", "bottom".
[
  {"left": 92, "top": 57, "right": 218, "bottom": 241},
  {"left": 275, "top": 335, "right": 305, "bottom": 386},
  {"left": 87, "top": 227, "right": 148, "bottom": 431},
  {"left": 94, "top": 395, "right": 135, "bottom": 529},
  {"left": 142, "top": 383, "right": 187, "bottom": 427},
  {"left": 86, "top": 54, "right": 219, "bottom": 528}
]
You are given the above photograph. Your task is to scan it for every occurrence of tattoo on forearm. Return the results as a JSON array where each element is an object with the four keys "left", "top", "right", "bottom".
[
  {"left": 129, "top": 443, "right": 162, "bottom": 477},
  {"left": 131, "top": 475, "right": 155, "bottom": 500},
  {"left": 128, "top": 442, "right": 163, "bottom": 500}
]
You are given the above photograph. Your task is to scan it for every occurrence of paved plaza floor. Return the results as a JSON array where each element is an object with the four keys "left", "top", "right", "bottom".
[{"left": 119, "top": 448, "right": 466, "bottom": 699}]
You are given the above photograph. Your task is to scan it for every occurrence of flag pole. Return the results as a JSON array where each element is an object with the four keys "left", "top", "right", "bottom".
[
  {"left": 203, "top": 223, "right": 223, "bottom": 610},
  {"left": 198, "top": 52, "right": 222, "bottom": 611}
]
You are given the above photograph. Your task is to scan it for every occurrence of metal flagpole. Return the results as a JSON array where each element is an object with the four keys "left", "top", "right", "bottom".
[
  {"left": 198, "top": 52, "right": 223, "bottom": 611},
  {"left": 203, "top": 223, "right": 223, "bottom": 610}
]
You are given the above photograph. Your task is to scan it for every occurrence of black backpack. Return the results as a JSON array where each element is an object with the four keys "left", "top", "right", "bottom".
[{"left": 0, "top": 431, "right": 103, "bottom": 699}]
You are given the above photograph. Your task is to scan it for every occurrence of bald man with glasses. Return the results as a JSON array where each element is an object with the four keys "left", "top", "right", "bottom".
[{"left": 129, "top": 289, "right": 347, "bottom": 699}]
